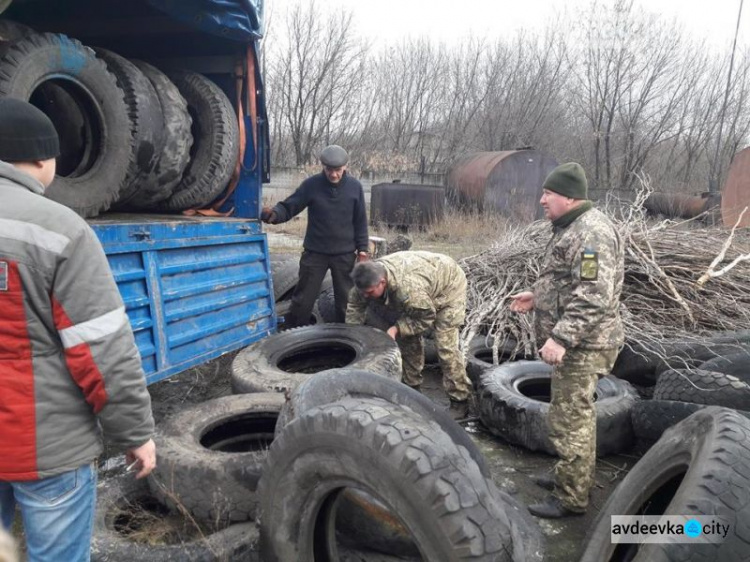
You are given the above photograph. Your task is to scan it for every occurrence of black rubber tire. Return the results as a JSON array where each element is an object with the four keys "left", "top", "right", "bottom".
[
  {"left": 466, "top": 335, "right": 528, "bottom": 386},
  {"left": 653, "top": 368, "right": 750, "bottom": 409},
  {"left": 159, "top": 71, "right": 239, "bottom": 211},
  {"left": 580, "top": 407, "right": 750, "bottom": 562},
  {"left": 91, "top": 474, "right": 260, "bottom": 562},
  {"left": 274, "top": 299, "right": 323, "bottom": 331},
  {"left": 259, "top": 396, "right": 543, "bottom": 562},
  {"left": 611, "top": 343, "right": 661, "bottom": 386},
  {"left": 274, "top": 367, "right": 491, "bottom": 477},
  {"left": 231, "top": 324, "right": 402, "bottom": 394},
  {"left": 698, "top": 351, "right": 750, "bottom": 383},
  {"left": 631, "top": 399, "right": 750, "bottom": 443},
  {"left": 270, "top": 255, "right": 299, "bottom": 302},
  {"left": 477, "top": 361, "right": 639, "bottom": 456},
  {"left": 94, "top": 49, "right": 166, "bottom": 207},
  {"left": 0, "top": 19, "right": 33, "bottom": 58},
  {"left": 148, "top": 393, "right": 285, "bottom": 525},
  {"left": 0, "top": 33, "right": 132, "bottom": 217},
  {"left": 131, "top": 60, "right": 193, "bottom": 205}
]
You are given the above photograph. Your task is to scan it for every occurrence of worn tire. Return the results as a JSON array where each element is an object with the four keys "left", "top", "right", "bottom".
[
  {"left": 94, "top": 49, "right": 166, "bottom": 207},
  {"left": 131, "top": 61, "right": 193, "bottom": 205},
  {"left": 270, "top": 254, "right": 299, "bottom": 301},
  {"left": 631, "top": 399, "right": 750, "bottom": 443},
  {"left": 274, "top": 299, "right": 323, "bottom": 331},
  {"left": 259, "top": 397, "right": 543, "bottom": 562},
  {"left": 477, "top": 361, "right": 638, "bottom": 456},
  {"left": 91, "top": 474, "right": 260, "bottom": 561},
  {"left": 231, "top": 324, "right": 402, "bottom": 394},
  {"left": 698, "top": 351, "right": 750, "bottom": 384},
  {"left": 581, "top": 407, "right": 750, "bottom": 562},
  {"left": 653, "top": 368, "right": 750, "bottom": 410},
  {"left": 0, "top": 33, "right": 131, "bottom": 217},
  {"left": 159, "top": 71, "right": 239, "bottom": 211},
  {"left": 612, "top": 343, "right": 661, "bottom": 386},
  {"left": 466, "top": 336, "right": 528, "bottom": 386},
  {"left": 274, "top": 367, "right": 490, "bottom": 477},
  {"left": 148, "top": 393, "right": 284, "bottom": 525}
]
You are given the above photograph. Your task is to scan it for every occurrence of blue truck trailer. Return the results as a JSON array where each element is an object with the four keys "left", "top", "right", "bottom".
[{"left": 4, "top": 0, "right": 275, "bottom": 384}]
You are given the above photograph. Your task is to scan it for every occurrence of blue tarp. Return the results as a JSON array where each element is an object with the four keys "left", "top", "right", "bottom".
[{"left": 148, "top": 0, "right": 264, "bottom": 42}]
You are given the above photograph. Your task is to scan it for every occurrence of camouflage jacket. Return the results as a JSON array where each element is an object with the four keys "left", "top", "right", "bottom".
[
  {"left": 346, "top": 251, "right": 466, "bottom": 337},
  {"left": 533, "top": 207, "right": 624, "bottom": 350}
]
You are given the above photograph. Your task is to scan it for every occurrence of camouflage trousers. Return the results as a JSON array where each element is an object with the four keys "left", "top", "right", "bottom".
[
  {"left": 397, "top": 280, "right": 471, "bottom": 402},
  {"left": 548, "top": 347, "right": 618, "bottom": 512}
]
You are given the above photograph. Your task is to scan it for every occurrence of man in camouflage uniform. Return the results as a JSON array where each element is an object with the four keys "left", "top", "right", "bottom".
[
  {"left": 510, "top": 162, "right": 624, "bottom": 519},
  {"left": 346, "top": 251, "right": 472, "bottom": 419}
]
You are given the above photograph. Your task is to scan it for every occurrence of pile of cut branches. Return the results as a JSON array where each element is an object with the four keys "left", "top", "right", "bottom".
[{"left": 460, "top": 190, "right": 750, "bottom": 361}]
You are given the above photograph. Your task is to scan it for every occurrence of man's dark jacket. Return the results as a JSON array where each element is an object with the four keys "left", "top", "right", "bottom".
[{"left": 272, "top": 172, "right": 368, "bottom": 255}]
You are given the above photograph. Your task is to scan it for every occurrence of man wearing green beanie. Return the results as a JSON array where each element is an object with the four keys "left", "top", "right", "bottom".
[{"left": 509, "top": 162, "right": 624, "bottom": 518}]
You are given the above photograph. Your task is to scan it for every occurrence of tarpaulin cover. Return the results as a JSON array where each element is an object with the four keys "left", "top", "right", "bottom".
[{"left": 148, "top": 0, "right": 263, "bottom": 41}]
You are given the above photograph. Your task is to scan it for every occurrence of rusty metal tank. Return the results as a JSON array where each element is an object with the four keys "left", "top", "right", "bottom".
[
  {"left": 370, "top": 182, "right": 445, "bottom": 227},
  {"left": 722, "top": 147, "right": 750, "bottom": 227},
  {"left": 445, "top": 150, "right": 559, "bottom": 221}
]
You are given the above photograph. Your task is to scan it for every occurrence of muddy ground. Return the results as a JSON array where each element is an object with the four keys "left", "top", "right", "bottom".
[{"left": 139, "top": 352, "right": 646, "bottom": 562}]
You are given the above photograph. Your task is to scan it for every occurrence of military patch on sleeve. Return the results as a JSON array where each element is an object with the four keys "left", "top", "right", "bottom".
[
  {"left": 0, "top": 261, "right": 7, "bottom": 291},
  {"left": 580, "top": 249, "right": 598, "bottom": 281}
]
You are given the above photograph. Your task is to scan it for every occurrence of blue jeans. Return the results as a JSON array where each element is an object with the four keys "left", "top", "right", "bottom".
[{"left": 0, "top": 463, "right": 96, "bottom": 562}]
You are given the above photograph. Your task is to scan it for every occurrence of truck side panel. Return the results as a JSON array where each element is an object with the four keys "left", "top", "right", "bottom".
[{"left": 94, "top": 218, "right": 275, "bottom": 384}]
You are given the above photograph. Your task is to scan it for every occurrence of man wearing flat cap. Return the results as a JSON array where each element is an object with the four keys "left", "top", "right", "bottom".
[
  {"left": 0, "top": 98, "right": 155, "bottom": 560},
  {"left": 510, "top": 162, "right": 624, "bottom": 519},
  {"left": 262, "top": 145, "right": 368, "bottom": 327}
]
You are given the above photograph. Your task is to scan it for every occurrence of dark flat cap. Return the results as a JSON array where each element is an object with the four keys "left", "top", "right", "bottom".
[{"left": 320, "top": 145, "right": 348, "bottom": 167}]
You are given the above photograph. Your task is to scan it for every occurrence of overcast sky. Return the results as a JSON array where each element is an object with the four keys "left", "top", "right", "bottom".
[{"left": 266, "top": 0, "right": 748, "bottom": 50}]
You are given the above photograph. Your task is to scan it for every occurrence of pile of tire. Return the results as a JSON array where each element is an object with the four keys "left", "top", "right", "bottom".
[
  {"left": 260, "top": 368, "right": 546, "bottom": 561},
  {"left": 0, "top": 19, "right": 240, "bottom": 217},
  {"left": 620, "top": 332, "right": 750, "bottom": 444}
]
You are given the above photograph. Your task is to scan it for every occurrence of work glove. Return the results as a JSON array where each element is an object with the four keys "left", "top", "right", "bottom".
[{"left": 260, "top": 206, "right": 276, "bottom": 223}]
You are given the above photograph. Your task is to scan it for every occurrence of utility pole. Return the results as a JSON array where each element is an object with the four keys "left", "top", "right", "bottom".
[{"left": 709, "top": 0, "right": 744, "bottom": 192}]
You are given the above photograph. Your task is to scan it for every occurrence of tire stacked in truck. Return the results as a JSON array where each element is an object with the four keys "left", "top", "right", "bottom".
[{"left": 0, "top": 19, "right": 240, "bottom": 217}]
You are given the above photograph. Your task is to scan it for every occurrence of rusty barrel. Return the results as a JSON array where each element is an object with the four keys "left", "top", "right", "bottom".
[{"left": 445, "top": 150, "right": 558, "bottom": 221}]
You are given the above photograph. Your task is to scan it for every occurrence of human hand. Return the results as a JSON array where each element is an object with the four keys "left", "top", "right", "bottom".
[
  {"left": 509, "top": 291, "right": 535, "bottom": 313},
  {"left": 125, "top": 438, "right": 156, "bottom": 479},
  {"left": 260, "top": 206, "right": 276, "bottom": 223},
  {"left": 357, "top": 251, "right": 369, "bottom": 263},
  {"left": 539, "top": 338, "right": 566, "bottom": 366},
  {"left": 386, "top": 325, "right": 399, "bottom": 340}
]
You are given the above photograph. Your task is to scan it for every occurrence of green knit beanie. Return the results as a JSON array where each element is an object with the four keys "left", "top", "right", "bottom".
[{"left": 542, "top": 162, "right": 588, "bottom": 200}]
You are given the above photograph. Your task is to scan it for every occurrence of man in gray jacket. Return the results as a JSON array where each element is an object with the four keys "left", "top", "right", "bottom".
[{"left": 0, "top": 98, "right": 156, "bottom": 562}]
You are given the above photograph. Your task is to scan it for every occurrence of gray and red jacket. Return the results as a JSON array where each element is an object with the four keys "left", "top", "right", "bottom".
[{"left": 0, "top": 162, "right": 154, "bottom": 481}]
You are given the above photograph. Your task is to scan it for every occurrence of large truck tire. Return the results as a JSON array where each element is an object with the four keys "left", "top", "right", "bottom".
[
  {"left": 653, "top": 368, "right": 750, "bottom": 409},
  {"left": 466, "top": 336, "right": 527, "bottom": 386},
  {"left": 580, "top": 407, "right": 750, "bottom": 562},
  {"left": 94, "top": 49, "right": 165, "bottom": 207},
  {"left": 148, "top": 393, "right": 285, "bottom": 526},
  {"left": 631, "top": 399, "right": 750, "bottom": 443},
  {"left": 91, "top": 474, "right": 260, "bottom": 561},
  {"left": 270, "top": 254, "right": 299, "bottom": 301},
  {"left": 159, "top": 71, "right": 239, "bottom": 211},
  {"left": 0, "top": 33, "right": 131, "bottom": 217},
  {"left": 274, "top": 367, "right": 491, "bottom": 477},
  {"left": 698, "top": 351, "right": 750, "bottom": 383},
  {"left": 131, "top": 61, "right": 193, "bottom": 205},
  {"left": 477, "top": 361, "right": 638, "bottom": 456},
  {"left": 231, "top": 324, "right": 402, "bottom": 394},
  {"left": 259, "top": 397, "right": 543, "bottom": 562}
]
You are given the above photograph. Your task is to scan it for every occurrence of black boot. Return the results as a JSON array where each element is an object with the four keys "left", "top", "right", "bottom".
[
  {"left": 528, "top": 495, "right": 585, "bottom": 519},
  {"left": 448, "top": 400, "right": 469, "bottom": 420}
]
